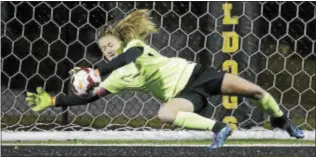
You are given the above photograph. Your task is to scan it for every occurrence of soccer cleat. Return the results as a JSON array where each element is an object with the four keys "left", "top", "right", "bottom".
[
  {"left": 271, "top": 116, "right": 305, "bottom": 139},
  {"left": 283, "top": 120, "right": 305, "bottom": 139},
  {"left": 208, "top": 125, "right": 232, "bottom": 150}
]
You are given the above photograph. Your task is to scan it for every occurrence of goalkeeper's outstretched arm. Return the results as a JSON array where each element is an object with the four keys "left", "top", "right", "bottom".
[
  {"left": 26, "top": 86, "right": 108, "bottom": 112},
  {"left": 26, "top": 47, "right": 142, "bottom": 112},
  {"left": 54, "top": 93, "right": 101, "bottom": 107}
]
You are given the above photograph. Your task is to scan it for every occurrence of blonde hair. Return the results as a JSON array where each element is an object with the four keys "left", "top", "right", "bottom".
[{"left": 97, "top": 9, "right": 158, "bottom": 43}]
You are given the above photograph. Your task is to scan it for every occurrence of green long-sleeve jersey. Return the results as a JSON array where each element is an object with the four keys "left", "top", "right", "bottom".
[{"left": 101, "top": 39, "right": 196, "bottom": 101}]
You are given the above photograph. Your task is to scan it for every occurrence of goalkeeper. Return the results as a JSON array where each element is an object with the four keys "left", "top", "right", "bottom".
[{"left": 26, "top": 9, "right": 304, "bottom": 150}]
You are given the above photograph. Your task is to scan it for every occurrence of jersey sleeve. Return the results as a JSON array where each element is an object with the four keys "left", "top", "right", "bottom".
[
  {"left": 55, "top": 85, "right": 110, "bottom": 107},
  {"left": 96, "top": 47, "right": 143, "bottom": 76},
  {"left": 55, "top": 93, "right": 100, "bottom": 107}
]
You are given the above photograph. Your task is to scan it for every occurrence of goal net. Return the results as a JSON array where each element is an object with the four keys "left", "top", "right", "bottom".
[{"left": 1, "top": 1, "right": 315, "bottom": 141}]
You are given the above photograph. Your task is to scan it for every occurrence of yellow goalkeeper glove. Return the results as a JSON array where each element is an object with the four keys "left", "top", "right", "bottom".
[{"left": 25, "top": 87, "right": 55, "bottom": 112}]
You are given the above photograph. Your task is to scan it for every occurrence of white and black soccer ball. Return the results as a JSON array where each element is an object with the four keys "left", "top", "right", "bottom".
[{"left": 70, "top": 67, "right": 101, "bottom": 97}]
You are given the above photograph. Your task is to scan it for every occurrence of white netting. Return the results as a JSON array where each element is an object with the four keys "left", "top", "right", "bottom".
[{"left": 1, "top": 2, "right": 315, "bottom": 137}]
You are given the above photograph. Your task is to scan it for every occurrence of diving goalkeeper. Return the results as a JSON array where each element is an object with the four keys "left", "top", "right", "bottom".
[{"left": 25, "top": 9, "right": 304, "bottom": 150}]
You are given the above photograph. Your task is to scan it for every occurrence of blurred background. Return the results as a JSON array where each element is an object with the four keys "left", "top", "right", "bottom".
[{"left": 1, "top": 1, "right": 315, "bottom": 132}]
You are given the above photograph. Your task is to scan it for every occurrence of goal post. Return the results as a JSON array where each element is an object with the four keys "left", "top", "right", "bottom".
[{"left": 1, "top": 1, "right": 315, "bottom": 141}]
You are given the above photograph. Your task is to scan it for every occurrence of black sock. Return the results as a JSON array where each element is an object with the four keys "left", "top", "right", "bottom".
[
  {"left": 212, "top": 121, "right": 226, "bottom": 133},
  {"left": 271, "top": 114, "right": 288, "bottom": 128}
]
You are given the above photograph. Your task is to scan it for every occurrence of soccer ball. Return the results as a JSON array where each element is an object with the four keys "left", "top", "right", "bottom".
[{"left": 70, "top": 67, "right": 101, "bottom": 97}]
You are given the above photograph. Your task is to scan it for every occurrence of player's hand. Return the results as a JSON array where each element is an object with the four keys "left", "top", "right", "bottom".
[{"left": 25, "top": 87, "right": 53, "bottom": 112}]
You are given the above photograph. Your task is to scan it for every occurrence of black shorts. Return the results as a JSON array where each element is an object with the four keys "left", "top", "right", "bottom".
[{"left": 176, "top": 64, "right": 225, "bottom": 113}]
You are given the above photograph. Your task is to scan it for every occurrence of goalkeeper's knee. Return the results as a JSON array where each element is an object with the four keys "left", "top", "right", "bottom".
[{"left": 158, "top": 107, "right": 177, "bottom": 123}]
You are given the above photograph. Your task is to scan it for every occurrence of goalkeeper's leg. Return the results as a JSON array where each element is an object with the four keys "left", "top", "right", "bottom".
[
  {"left": 220, "top": 73, "right": 304, "bottom": 139},
  {"left": 158, "top": 98, "right": 231, "bottom": 150}
]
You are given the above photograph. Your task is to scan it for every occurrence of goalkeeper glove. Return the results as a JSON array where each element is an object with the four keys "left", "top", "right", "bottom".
[{"left": 25, "top": 87, "right": 55, "bottom": 112}]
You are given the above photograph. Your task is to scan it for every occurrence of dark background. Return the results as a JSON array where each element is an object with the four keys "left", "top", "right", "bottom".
[{"left": 1, "top": 1, "right": 315, "bottom": 131}]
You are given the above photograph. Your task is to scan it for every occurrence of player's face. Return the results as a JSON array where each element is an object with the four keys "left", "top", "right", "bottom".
[{"left": 98, "top": 35, "right": 122, "bottom": 61}]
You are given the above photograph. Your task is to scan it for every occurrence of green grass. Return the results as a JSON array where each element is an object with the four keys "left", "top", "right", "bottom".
[{"left": 2, "top": 139, "right": 315, "bottom": 145}]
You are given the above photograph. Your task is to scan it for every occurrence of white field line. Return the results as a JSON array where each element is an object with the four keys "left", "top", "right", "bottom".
[
  {"left": 2, "top": 143, "right": 315, "bottom": 147},
  {"left": 2, "top": 129, "right": 316, "bottom": 141}
]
